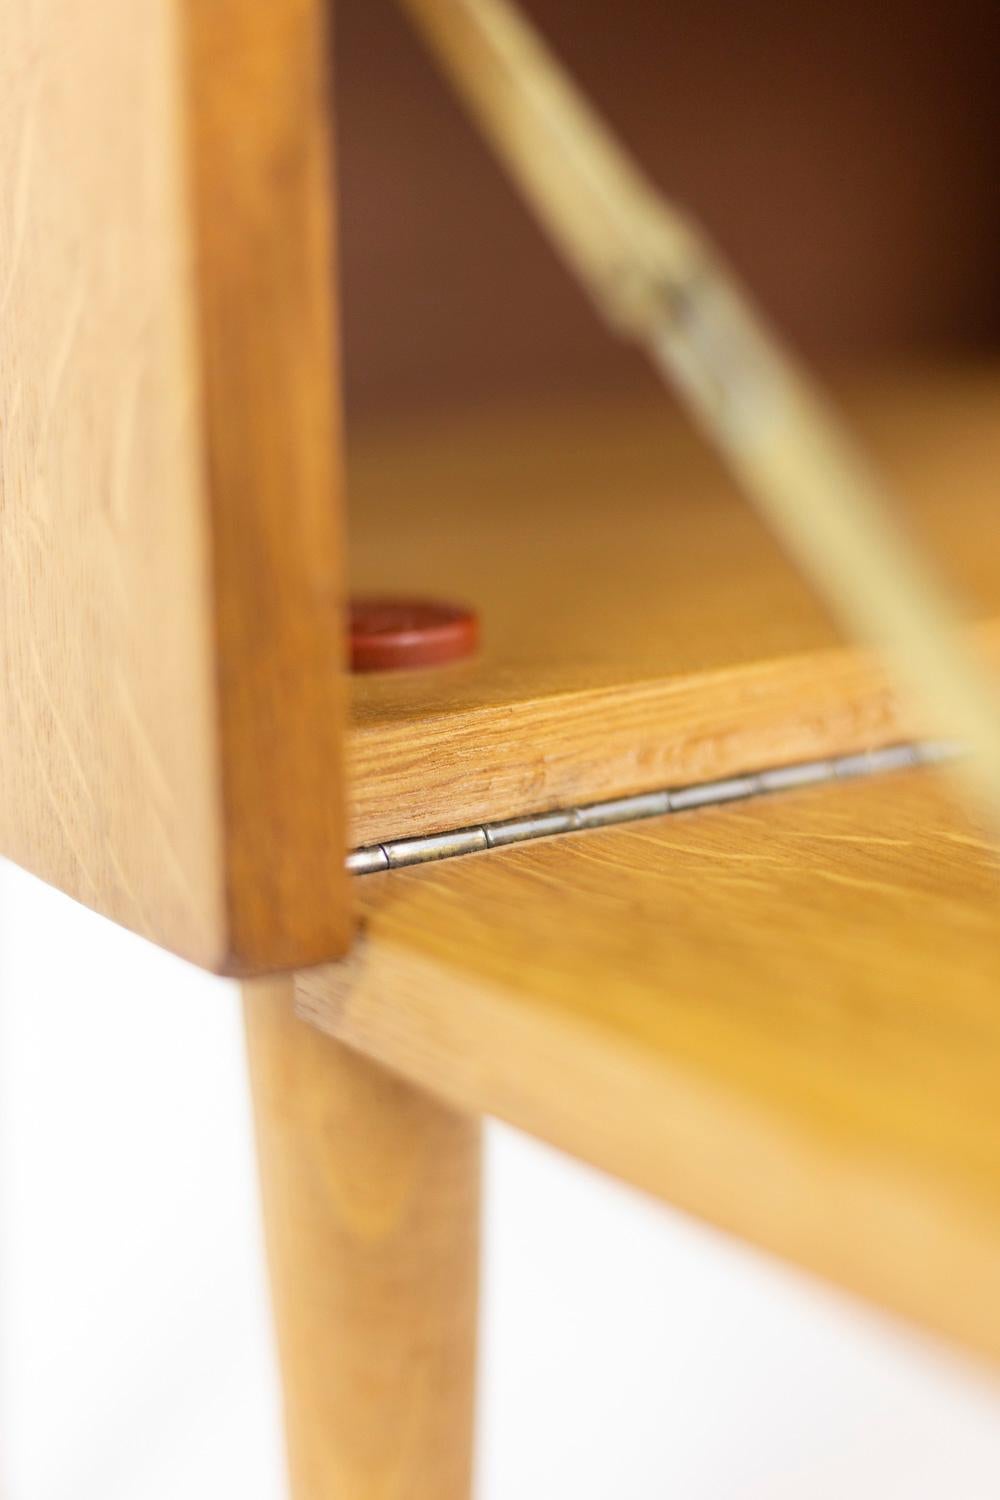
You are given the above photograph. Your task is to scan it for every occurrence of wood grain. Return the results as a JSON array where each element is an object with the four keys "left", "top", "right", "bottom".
[
  {"left": 348, "top": 369, "right": 1000, "bottom": 845},
  {"left": 244, "top": 979, "right": 479, "bottom": 1500},
  {"left": 301, "top": 766, "right": 1000, "bottom": 1360},
  {"left": 400, "top": 0, "right": 1000, "bottom": 832},
  {"left": 0, "top": 0, "right": 348, "bottom": 972},
  {"left": 182, "top": 0, "right": 348, "bottom": 970}
]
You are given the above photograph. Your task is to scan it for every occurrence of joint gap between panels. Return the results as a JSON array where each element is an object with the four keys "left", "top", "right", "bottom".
[{"left": 346, "top": 740, "right": 960, "bottom": 874}]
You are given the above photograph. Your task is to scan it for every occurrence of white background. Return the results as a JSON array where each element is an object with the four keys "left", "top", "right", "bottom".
[{"left": 2, "top": 859, "right": 999, "bottom": 1499}]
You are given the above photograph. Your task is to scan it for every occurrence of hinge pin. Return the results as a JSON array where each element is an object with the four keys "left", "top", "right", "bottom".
[{"left": 347, "top": 740, "right": 960, "bottom": 875}]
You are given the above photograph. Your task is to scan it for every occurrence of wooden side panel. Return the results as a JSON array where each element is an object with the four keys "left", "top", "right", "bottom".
[
  {"left": 183, "top": 0, "right": 349, "bottom": 970},
  {"left": 0, "top": 0, "right": 348, "bottom": 971}
]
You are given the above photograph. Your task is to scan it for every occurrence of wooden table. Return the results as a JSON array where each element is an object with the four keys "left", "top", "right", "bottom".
[{"left": 3, "top": 5, "right": 1000, "bottom": 1491}]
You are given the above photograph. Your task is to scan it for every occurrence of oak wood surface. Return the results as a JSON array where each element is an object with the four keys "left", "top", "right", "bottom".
[
  {"left": 244, "top": 979, "right": 479, "bottom": 1500},
  {"left": 0, "top": 0, "right": 348, "bottom": 972},
  {"left": 398, "top": 0, "right": 1000, "bottom": 837},
  {"left": 348, "top": 368, "right": 1000, "bottom": 845},
  {"left": 300, "top": 766, "right": 1000, "bottom": 1360}
]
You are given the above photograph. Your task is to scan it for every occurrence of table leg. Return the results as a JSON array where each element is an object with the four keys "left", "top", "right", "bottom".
[{"left": 243, "top": 978, "right": 480, "bottom": 1499}]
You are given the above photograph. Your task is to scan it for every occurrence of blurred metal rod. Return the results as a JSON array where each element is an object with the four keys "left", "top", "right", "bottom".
[{"left": 397, "top": 0, "right": 1000, "bottom": 823}]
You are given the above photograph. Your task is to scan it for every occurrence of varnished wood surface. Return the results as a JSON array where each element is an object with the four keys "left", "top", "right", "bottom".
[
  {"left": 0, "top": 0, "right": 348, "bottom": 972},
  {"left": 349, "top": 369, "right": 1000, "bottom": 845},
  {"left": 182, "top": 0, "right": 348, "bottom": 971},
  {"left": 301, "top": 766, "right": 1000, "bottom": 1360},
  {"left": 245, "top": 979, "right": 479, "bottom": 1500}
]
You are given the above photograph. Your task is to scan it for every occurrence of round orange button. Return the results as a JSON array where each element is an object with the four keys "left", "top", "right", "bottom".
[{"left": 349, "top": 597, "right": 479, "bottom": 673}]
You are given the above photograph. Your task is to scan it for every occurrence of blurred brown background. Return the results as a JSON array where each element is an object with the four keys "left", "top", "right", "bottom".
[{"left": 334, "top": 0, "right": 1000, "bottom": 422}]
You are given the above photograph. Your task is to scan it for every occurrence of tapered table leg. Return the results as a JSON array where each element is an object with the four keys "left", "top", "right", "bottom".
[{"left": 243, "top": 979, "right": 480, "bottom": 1499}]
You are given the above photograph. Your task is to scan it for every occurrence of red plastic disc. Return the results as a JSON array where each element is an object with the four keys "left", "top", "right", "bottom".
[{"left": 349, "top": 596, "right": 479, "bottom": 673}]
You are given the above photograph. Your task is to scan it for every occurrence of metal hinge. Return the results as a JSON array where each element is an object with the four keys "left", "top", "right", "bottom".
[{"left": 346, "top": 739, "right": 960, "bottom": 874}]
